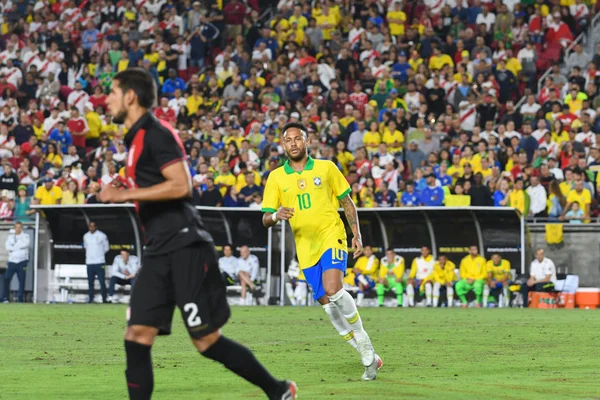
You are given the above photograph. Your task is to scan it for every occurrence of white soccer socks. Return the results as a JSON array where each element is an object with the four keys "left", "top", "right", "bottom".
[
  {"left": 285, "top": 282, "right": 297, "bottom": 306},
  {"left": 322, "top": 303, "right": 358, "bottom": 350},
  {"left": 329, "top": 289, "right": 369, "bottom": 343},
  {"left": 296, "top": 282, "right": 308, "bottom": 306},
  {"left": 447, "top": 286, "right": 454, "bottom": 307},
  {"left": 425, "top": 283, "right": 432, "bottom": 307},
  {"left": 433, "top": 282, "right": 441, "bottom": 308},
  {"left": 356, "top": 292, "right": 365, "bottom": 307},
  {"left": 406, "top": 284, "right": 415, "bottom": 307},
  {"left": 483, "top": 285, "right": 490, "bottom": 307}
]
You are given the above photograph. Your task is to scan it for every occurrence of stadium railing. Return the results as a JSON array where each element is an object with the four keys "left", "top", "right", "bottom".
[{"left": 30, "top": 205, "right": 527, "bottom": 305}]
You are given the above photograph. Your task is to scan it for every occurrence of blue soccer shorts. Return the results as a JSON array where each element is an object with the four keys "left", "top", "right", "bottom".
[{"left": 302, "top": 248, "right": 347, "bottom": 301}]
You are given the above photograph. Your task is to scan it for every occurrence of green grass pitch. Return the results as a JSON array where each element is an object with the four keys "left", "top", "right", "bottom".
[{"left": 1, "top": 305, "right": 599, "bottom": 400}]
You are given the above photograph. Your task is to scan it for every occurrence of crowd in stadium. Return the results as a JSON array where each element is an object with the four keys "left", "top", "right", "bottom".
[{"left": 0, "top": 0, "right": 600, "bottom": 223}]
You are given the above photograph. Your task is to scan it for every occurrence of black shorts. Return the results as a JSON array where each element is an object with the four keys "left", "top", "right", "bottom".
[{"left": 128, "top": 242, "right": 231, "bottom": 338}]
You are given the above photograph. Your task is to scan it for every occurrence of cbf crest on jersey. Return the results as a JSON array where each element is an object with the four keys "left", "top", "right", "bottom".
[
  {"left": 313, "top": 177, "right": 322, "bottom": 187},
  {"left": 297, "top": 179, "right": 306, "bottom": 190}
]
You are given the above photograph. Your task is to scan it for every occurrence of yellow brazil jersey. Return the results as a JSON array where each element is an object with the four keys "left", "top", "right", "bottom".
[
  {"left": 354, "top": 255, "right": 380, "bottom": 280},
  {"left": 381, "top": 129, "right": 404, "bottom": 154},
  {"left": 262, "top": 157, "right": 351, "bottom": 269},
  {"left": 379, "top": 255, "right": 405, "bottom": 280},
  {"left": 486, "top": 259, "right": 511, "bottom": 281},
  {"left": 337, "top": 151, "right": 355, "bottom": 176},
  {"left": 339, "top": 116, "right": 355, "bottom": 129},
  {"left": 447, "top": 165, "right": 464, "bottom": 185},
  {"left": 506, "top": 58, "right": 522, "bottom": 78},
  {"left": 508, "top": 189, "right": 529, "bottom": 215},
  {"left": 85, "top": 111, "right": 102, "bottom": 139},
  {"left": 33, "top": 125, "right": 44, "bottom": 139},
  {"left": 101, "top": 123, "right": 118, "bottom": 139},
  {"left": 429, "top": 260, "right": 457, "bottom": 285},
  {"left": 460, "top": 155, "right": 481, "bottom": 173},
  {"left": 215, "top": 173, "right": 236, "bottom": 196},
  {"left": 117, "top": 59, "right": 129, "bottom": 72},
  {"left": 35, "top": 185, "right": 63, "bottom": 205},
  {"left": 235, "top": 170, "right": 261, "bottom": 192},
  {"left": 386, "top": 10, "right": 406, "bottom": 36},
  {"left": 316, "top": 14, "right": 338, "bottom": 40},
  {"left": 288, "top": 15, "right": 308, "bottom": 30},
  {"left": 186, "top": 95, "right": 203, "bottom": 115},
  {"left": 567, "top": 188, "right": 591, "bottom": 206},
  {"left": 362, "top": 131, "right": 381, "bottom": 152},
  {"left": 459, "top": 255, "right": 487, "bottom": 280},
  {"left": 225, "top": 135, "right": 245, "bottom": 149},
  {"left": 428, "top": 54, "right": 454, "bottom": 71}
]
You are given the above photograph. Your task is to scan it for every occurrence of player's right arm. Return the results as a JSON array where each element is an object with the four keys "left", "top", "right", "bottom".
[{"left": 261, "top": 173, "right": 294, "bottom": 228}]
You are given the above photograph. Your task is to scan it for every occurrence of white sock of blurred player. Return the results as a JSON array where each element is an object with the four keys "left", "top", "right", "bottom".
[
  {"left": 483, "top": 285, "right": 490, "bottom": 307},
  {"left": 322, "top": 302, "right": 358, "bottom": 351},
  {"left": 356, "top": 292, "right": 364, "bottom": 306},
  {"left": 295, "top": 282, "right": 308, "bottom": 306},
  {"left": 501, "top": 286, "right": 509, "bottom": 308},
  {"left": 406, "top": 284, "right": 415, "bottom": 307},
  {"left": 447, "top": 286, "right": 454, "bottom": 307},
  {"left": 433, "top": 282, "right": 441, "bottom": 308},
  {"left": 285, "top": 282, "right": 297, "bottom": 306},
  {"left": 329, "top": 289, "right": 374, "bottom": 367},
  {"left": 425, "top": 283, "right": 432, "bottom": 306}
]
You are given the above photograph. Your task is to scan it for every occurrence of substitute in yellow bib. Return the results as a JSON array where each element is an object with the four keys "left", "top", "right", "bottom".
[
  {"left": 484, "top": 253, "right": 511, "bottom": 308},
  {"left": 428, "top": 254, "right": 457, "bottom": 307},
  {"left": 261, "top": 122, "right": 381, "bottom": 379}
]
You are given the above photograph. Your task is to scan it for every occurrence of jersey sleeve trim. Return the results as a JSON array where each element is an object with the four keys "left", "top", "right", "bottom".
[
  {"left": 336, "top": 187, "right": 351, "bottom": 200},
  {"left": 159, "top": 157, "right": 186, "bottom": 171},
  {"left": 262, "top": 207, "right": 277, "bottom": 213}
]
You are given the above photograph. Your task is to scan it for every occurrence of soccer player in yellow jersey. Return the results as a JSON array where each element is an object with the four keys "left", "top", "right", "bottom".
[
  {"left": 483, "top": 253, "right": 511, "bottom": 308},
  {"left": 352, "top": 245, "right": 379, "bottom": 307},
  {"left": 456, "top": 246, "right": 487, "bottom": 308},
  {"left": 376, "top": 248, "right": 405, "bottom": 307},
  {"left": 261, "top": 123, "right": 381, "bottom": 380},
  {"left": 406, "top": 246, "right": 435, "bottom": 307},
  {"left": 429, "top": 254, "right": 457, "bottom": 308}
]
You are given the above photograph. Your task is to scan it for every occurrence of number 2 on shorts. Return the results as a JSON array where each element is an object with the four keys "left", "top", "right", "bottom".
[{"left": 183, "top": 303, "right": 202, "bottom": 327}]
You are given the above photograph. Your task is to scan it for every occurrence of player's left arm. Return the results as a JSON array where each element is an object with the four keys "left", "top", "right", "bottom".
[
  {"left": 339, "top": 194, "right": 362, "bottom": 258},
  {"left": 331, "top": 162, "right": 363, "bottom": 258}
]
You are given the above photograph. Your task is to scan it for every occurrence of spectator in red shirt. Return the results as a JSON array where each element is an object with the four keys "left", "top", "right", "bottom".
[
  {"left": 154, "top": 97, "right": 177, "bottom": 126},
  {"left": 66, "top": 107, "right": 89, "bottom": 154},
  {"left": 223, "top": 0, "right": 246, "bottom": 40}
]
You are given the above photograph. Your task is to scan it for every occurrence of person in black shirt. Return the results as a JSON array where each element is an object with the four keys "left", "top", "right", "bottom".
[
  {"left": 199, "top": 177, "right": 223, "bottom": 206},
  {"left": 99, "top": 68, "right": 297, "bottom": 400}
]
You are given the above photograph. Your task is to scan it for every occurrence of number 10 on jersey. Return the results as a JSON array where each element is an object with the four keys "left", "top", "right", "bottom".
[{"left": 297, "top": 193, "right": 312, "bottom": 210}]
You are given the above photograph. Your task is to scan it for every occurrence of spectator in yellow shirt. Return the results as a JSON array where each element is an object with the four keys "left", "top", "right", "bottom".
[
  {"left": 363, "top": 124, "right": 382, "bottom": 156},
  {"left": 316, "top": 5, "right": 338, "bottom": 41},
  {"left": 84, "top": 102, "right": 102, "bottom": 147},
  {"left": 561, "top": 180, "right": 591, "bottom": 222},
  {"left": 505, "top": 50, "right": 522, "bottom": 78},
  {"left": 34, "top": 178, "right": 62, "bottom": 205},
  {"left": 288, "top": 5, "right": 308, "bottom": 30},
  {"left": 381, "top": 120, "right": 404, "bottom": 155},
  {"left": 386, "top": 2, "right": 406, "bottom": 37},
  {"left": 214, "top": 164, "right": 236, "bottom": 196},
  {"left": 428, "top": 47, "right": 454, "bottom": 71}
]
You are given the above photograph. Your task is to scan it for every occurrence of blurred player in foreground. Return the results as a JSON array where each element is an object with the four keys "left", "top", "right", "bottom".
[
  {"left": 100, "top": 68, "right": 296, "bottom": 400},
  {"left": 262, "top": 123, "right": 382, "bottom": 380},
  {"left": 376, "top": 248, "right": 405, "bottom": 307}
]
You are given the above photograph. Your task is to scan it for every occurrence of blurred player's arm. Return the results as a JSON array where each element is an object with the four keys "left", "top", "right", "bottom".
[
  {"left": 407, "top": 258, "right": 417, "bottom": 283},
  {"left": 99, "top": 130, "right": 191, "bottom": 203},
  {"left": 100, "top": 161, "right": 191, "bottom": 202}
]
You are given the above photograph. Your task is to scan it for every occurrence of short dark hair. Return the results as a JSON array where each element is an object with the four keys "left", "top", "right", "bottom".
[
  {"left": 113, "top": 68, "right": 156, "bottom": 109},
  {"left": 281, "top": 122, "right": 307, "bottom": 138}
]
